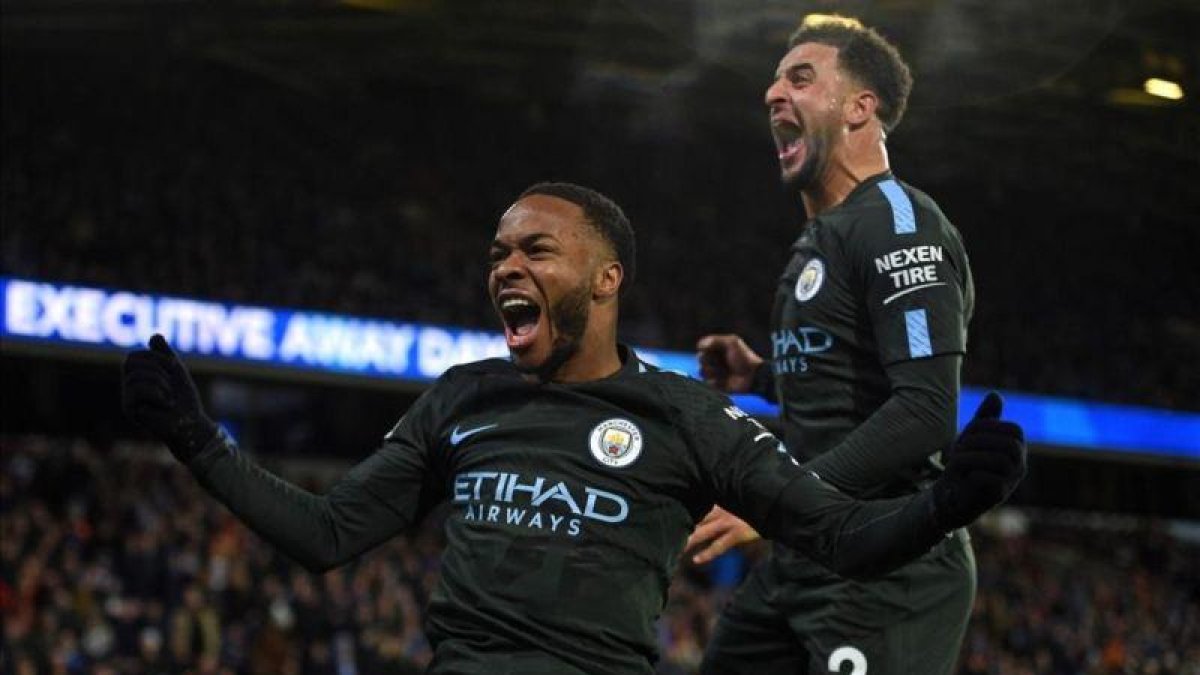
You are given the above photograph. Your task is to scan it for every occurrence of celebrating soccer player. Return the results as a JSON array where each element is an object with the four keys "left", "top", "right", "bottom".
[
  {"left": 123, "top": 182, "right": 1023, "bottom": 674},
  {"left": 691, "top": 15, "right": 986, "bottom": 675}
]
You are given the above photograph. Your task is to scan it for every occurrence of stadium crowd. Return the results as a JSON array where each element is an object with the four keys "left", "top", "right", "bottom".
[
  {"left": 3, "top": 55, "right": 1198, "bottom": 412},
  {"left": 1, "top": 437, "right": 437, "bottom": 675},
  {"left": 2, "top": 437, "right": 1197, "bottom": 675}
]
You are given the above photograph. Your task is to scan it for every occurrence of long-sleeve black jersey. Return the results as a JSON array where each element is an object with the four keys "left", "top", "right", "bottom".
[
  {"left": 186, "top": 346, "right": 950, "bottom": 674},
  {"left": 755, "top": 171, "right": 975, "bottom": 499}
]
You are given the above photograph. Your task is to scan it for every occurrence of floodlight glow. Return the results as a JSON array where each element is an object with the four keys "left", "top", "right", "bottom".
[{"left": 1144, "top": 78, "right": 1184, "bottom": 100}]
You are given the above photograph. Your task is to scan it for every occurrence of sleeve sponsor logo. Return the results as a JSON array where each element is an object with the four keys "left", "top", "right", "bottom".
[
  {"left": 794, "top": 258, "right": 826, "bottom": 302},
  {"left": 873, "top": 245, "right": 948, "bottom": 305}
]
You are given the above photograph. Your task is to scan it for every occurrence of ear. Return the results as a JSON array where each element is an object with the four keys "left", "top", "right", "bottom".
[
  {"left": 844, "top": 88, "right": 878, "bottom": 128},
  {"left": 593, "top": 260, "right": 623, "bottom": 301}
]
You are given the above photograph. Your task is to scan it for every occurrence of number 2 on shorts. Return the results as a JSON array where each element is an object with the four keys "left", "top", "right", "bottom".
[{"left": 828, "top": 645, "right": 867, "bottom": 675}]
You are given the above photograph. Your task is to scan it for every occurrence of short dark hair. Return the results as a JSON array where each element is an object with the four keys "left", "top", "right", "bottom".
[
  {"left": 518, "top": 182, "right": 637, "bottom": 291},
  {"left": 789, "top": 15, "right": 913, "bottom": 132}
]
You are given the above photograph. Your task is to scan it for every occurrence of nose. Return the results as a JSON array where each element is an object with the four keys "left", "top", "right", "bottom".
[
  {"left": 491, "top": 251, "right": 527, "bottom": 283},
  {"left": 765, "top": 77, "right": 787, "bottom": 109}
]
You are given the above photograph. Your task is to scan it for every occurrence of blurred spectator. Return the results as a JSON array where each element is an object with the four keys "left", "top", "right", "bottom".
[{"left": 169, "top": 582, "right": 221, "bottom": 668}]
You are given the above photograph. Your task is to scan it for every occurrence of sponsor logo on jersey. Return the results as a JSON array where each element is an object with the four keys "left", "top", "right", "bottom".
[
  {"left": 453, "top": 471, "right": 630, "bottom": 537},
  {"left": 588, "top": 418, "right": 643, "bottom": 468},
  {"left": 873, "top": 245, "right": 948, "bottom": 304},
  {"left": 794, "top": 258, "right": 825, "bottom": 302},
  {"left": 770, "top": 326, "right": 833, "bottom": 376},
  {"left": 772, "top": 326, "right": 833, "bottom": 356}
]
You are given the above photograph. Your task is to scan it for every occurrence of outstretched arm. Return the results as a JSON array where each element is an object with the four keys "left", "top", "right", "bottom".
[
  {"left": 123, "top": 335, "right": 442, "bottom": 572},
  {"left": 185, "top": 432, "right": 438, "bottom": 573},
  {"left": 700, "top": 393, "right": 1024, "bottom": 579}
]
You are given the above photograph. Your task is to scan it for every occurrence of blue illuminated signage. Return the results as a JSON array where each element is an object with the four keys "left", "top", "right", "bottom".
[
  {"left": 1, "top": 277, "right": 509, "bottom": 380},
  {"left": 3, "top": 277, "right": 1197, "bottom": 461}
]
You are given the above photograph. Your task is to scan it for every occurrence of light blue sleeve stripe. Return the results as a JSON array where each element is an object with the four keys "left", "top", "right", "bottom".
[
  {"left": 878, "top": 179, "right": 916, "bottom": 234},
  {"left": 905, "top": 309, "right": 932, "bottom": 358}
]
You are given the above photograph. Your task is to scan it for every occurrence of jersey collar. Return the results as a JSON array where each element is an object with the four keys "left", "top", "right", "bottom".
[
  {"left": 840, "top": 168, "right": 897, "bottom": 205},
  {"left": 840, "top": 170, "right": 895, "bottom": 208},
  {"left": 505, "top": 344, "right": 646, "bottom": 385},
  {"left": 800, "top": 170, "right": 895, "bottom": 233},
  {"left": 613, "top": 343, "right": 648, "bottom": 379}
]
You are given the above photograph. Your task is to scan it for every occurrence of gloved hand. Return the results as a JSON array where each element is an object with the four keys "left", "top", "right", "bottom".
[
  {"left": 122, "top": 334, "right": 218, "bottom": 463},
  {"left": 932, "top": 391, "right": 1027, "bottom": 530}
]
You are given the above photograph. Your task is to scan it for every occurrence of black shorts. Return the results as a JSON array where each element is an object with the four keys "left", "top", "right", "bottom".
[
  {"left": 428, "top": 644, "right": 598, "bottom": 675},
  {"left": 701, "top": 529, "right": 976, "bottom": 675}
]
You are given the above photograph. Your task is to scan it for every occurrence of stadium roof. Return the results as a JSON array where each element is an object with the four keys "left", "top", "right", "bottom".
[
  {"left": 6, "top": 0, "right": 1196, "bottom": 220},
  {"left": 3, "top": 0, "right": 1196, "bottom": 111}
]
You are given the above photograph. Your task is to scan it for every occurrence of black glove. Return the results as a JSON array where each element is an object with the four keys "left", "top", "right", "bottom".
[
  {"left": 122, "top": 334, "right": 218, "bottom": 463},
  {"left": 931, "top": 391, "right": 1027, "bottom": 531}
]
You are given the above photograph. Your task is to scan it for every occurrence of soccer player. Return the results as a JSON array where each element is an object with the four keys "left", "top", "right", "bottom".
[
  {"left": 123, "top": 182, "right": 1023, "bottom": 675},
  {"left": 691, "top": 16, "right": 983, "bottom": 675}
]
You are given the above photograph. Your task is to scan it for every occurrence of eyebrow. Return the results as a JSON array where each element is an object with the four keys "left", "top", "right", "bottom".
[
  {"left": 490, "top": 232, "right": 558, "bottom": 250},
  {"left": 775, "top": 62, "right": 816, "bottom": 81}
]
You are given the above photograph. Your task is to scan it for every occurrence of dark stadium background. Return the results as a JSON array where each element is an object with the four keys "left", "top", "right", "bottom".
[{"left": 2, "top": 1, "right": 1198, "bottom": 673}]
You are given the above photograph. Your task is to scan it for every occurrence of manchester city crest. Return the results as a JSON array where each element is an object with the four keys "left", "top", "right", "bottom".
[
  {"left": 589, "top": 418, "right": 643, "bottom": 468},
  {"left": 794, "top": 258, "right": 825, "bottom": 302}
]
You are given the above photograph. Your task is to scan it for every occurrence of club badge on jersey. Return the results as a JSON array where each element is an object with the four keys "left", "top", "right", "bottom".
[
  {"left": 589, "top": 418, "right": 643, "bottom": 468},
  {"left": 794, "top": 258, "right": 825, "bottom": 302}
]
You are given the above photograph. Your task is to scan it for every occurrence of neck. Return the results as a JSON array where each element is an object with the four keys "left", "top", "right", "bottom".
[
  {"left": 547, "top": 316, "right": 621, "bottom": 383},
  {"left": 801, "top": 133, "right": 889, "bottom": 218}
]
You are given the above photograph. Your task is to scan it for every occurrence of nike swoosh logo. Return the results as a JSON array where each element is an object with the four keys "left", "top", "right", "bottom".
[{"left": 450, "top": 423, "right": 498, "bottom": 446}]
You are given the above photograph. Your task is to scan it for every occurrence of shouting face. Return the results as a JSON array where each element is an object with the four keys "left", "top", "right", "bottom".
[
  {"left": 764, "top": 41, "right": 850, "bottom": 190},
  {"left": 488, "top": 194, "right": 607, "bottom": 379}
]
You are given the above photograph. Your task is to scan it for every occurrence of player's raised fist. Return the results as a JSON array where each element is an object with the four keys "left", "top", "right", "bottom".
[
  {"left": 931, "top": 392, "right": 1027, "bottom": 530},
  {"left": 696, "top": 334, "right": 764, "bottom": 393},
  {"left": 122, "top": 334, "right": 217, "bottom": 463}
]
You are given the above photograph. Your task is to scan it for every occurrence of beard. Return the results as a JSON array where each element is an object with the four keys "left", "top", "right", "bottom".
[
  {"left": 782, "top": 125, "right": 833, "bottom": 191},
  {"left": 516, "top": 279, "right": 591, "bottom": 382}
]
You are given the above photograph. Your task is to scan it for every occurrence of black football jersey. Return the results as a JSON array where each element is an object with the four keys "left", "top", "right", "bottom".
[
  {"left": 770, "top": 172, "right": 974, "bottom": 491},
  {"left": 190, "top": 347, "right": 947, "bottom": 673}
]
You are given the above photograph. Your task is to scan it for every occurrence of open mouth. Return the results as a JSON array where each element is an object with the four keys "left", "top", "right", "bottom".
[
  {"left": 498, "top": 294, "right": 543, "bottom": 350},
  {"left": 772, "top": 120, "right": 806, "bottom": 163}
]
